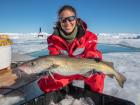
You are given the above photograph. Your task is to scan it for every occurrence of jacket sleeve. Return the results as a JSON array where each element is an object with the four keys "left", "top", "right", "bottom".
[
  {"left": 84, "top": 32, "right": 102, "bottom": 60},
  {"left": 47, "top": 35, "right": 60, "bottom": 55}
]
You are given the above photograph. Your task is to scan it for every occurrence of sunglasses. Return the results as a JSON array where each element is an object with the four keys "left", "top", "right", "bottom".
[{"left": 59, "top": 16, "right": 76, "bottom": 23}]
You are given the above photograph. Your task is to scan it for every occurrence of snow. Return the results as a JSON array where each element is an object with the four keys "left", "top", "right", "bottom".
[
  {"left": 0, "top": 94, "right": 24, "bottom": 105},
  {"left": 98, "top": 33, "right": 140, "bottom": 48},
  {"left": 98, "top": 33, "right": 140, "bottom": 105},
  {"left": 103, "top": 52, "right": 140, "bottom": 105},
  {"left": 0, "top": 33, "right": 50, "bottom": 54},
  {"left": 49, "top": 95, "right": 95, "bottom": 105},
  {"left": 0, "top": 33, "right": 140, "bottom": 105}
]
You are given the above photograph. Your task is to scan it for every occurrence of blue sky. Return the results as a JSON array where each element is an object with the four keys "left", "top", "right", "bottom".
[{"left": 0, "top": 0, "right": 140, "bottom": 33}]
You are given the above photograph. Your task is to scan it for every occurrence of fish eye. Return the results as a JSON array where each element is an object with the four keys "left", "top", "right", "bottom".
[{"left": 30, "top": 62, "right": 36, "bottom": 66}]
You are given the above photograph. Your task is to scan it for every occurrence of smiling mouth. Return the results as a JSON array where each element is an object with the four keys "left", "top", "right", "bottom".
[
  {"left": 65, "top": 27, "right": 72, "bottom": 29},
  {"left": 65, "top": 26, "right": 72, "bottom": 29}
]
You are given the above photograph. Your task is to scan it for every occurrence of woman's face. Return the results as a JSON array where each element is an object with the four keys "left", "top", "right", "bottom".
[{"left": 59, "top": 9, "right": 77, "bottom": 34}]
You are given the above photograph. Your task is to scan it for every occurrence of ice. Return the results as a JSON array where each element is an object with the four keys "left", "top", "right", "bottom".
[
  {"left": 0, "top": 92, "right": 24, "bottom": 105},
  {"left": 0, "top": 32, "right": 140, "bottom": 105},
  {"left": 98, "top": 33, "right": 140, "bottom": 48},
  {"left": 3, "top": 33, "right": 50, "bottom": 54},
  {"left": 103, "top": 52, "right": 140, "bottom": 105}
]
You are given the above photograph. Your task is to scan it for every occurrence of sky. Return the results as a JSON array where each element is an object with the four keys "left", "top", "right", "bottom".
[{"left": 0, "top": 0, "right": 140, "bottom": 33}]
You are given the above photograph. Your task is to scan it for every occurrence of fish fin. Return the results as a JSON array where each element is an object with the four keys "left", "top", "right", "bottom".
[
  {"left": 42, "top": 70, "right": 57, "bottom": 85},
  {"left": 48, "top": 71, "right": 57, "bottom": 83},
  {"left": 83, "top": 71, "right": 93, "bottom": 77},
  {"left": 102, "top": 61, "right": 114, "bottom": 68},
  {"left": 115, "top": 72, "right": 127, "bottom": 88},
  {"left": 107, "top": 74, "right": 114, "bottom": 78},
  {"left": 83, "top": 69, "right": 99, "bottom": 77},
  {"left": 49, "top": 64, "right": 59, "bottom": 83}
]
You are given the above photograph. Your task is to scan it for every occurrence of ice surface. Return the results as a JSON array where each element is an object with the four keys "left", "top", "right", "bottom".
[{"left": 0, "top": 33, "right": 140, "bottom": 105}]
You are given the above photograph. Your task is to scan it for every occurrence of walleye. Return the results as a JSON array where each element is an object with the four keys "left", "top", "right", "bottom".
[{"left": 18, "top": 55, "right": 126, "bottom": 88}]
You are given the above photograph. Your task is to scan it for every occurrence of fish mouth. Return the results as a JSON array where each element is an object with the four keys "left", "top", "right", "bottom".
[
  {"left": 12, "top": 67, "right": 28, "bottom": 78},
  {"left": 17, "top": 66, "right": 25, "bottom": 72},
  {"left": 17, "top": 66, "right": 32, "bottom": 75}
]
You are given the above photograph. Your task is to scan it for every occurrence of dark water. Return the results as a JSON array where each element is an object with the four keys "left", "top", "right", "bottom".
[
  {"left": 30, "top": 43, "right": 140, "bottom": 57},
  {"left": 98, "top": 43, "right": 140, "bottom": 53}
]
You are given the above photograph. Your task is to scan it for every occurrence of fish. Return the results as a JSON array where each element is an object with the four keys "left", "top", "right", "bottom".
[{"left": 18, "top": 55, "right": 126, "bottom": 88}]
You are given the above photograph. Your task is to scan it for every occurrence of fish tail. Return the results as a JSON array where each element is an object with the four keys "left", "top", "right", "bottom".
[{"left": 115, "top": 72, "right": 127, "bottom": 88}]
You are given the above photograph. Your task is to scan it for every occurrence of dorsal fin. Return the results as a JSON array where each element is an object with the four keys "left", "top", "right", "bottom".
[{"left": 102, "top": 61, "right": 114, "bottom": 69}]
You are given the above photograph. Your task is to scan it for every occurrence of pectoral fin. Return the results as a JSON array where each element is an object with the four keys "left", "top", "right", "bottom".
[
  {"left": 48, "top": 64, "right": 60, "bottom": 83},
  {"left": 83, "top": 71, "right": 93, "bottom": 77},
  {"left": 83, "top": 69, "right": 99, "bottom": 77}
]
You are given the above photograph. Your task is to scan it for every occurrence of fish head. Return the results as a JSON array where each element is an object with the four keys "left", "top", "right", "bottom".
[{"left": 18, "top": 57, "right": 53, "bottom": 74}]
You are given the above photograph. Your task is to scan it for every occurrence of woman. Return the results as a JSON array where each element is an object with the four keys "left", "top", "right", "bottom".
[{"left": 38, "top": 5, "right": 105, "bottom": 93}]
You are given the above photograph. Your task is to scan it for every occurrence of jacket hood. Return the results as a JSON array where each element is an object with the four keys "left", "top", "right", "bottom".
[{"left": 77, "top": 18, "right": 87, "bottom": 31}]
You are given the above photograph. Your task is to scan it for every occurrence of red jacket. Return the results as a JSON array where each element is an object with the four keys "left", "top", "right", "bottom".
[{"left": 38, "top": 20, "right": 105, "bottom": 93}]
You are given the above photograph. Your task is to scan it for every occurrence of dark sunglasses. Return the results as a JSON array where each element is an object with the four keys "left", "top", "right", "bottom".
[{"left": 59, "top": 16, "right": 76, "bottom": 23}]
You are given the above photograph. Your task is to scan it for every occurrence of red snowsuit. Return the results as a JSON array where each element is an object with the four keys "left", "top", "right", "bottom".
[{"left": 38, "top": 19, "right": 105, "bottom": 93}]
